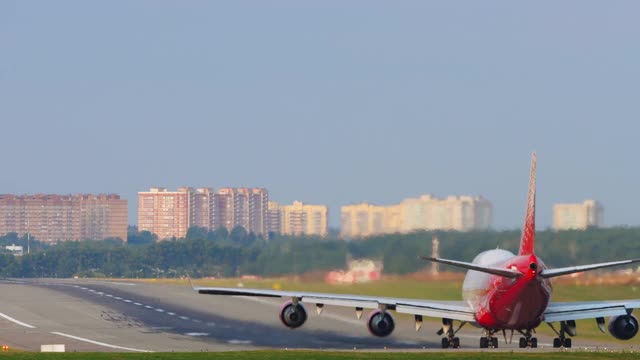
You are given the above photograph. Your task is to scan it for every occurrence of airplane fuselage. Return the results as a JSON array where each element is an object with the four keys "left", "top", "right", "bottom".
[{"left": 462, "top": 249, "right": 552, "bottom": 330}]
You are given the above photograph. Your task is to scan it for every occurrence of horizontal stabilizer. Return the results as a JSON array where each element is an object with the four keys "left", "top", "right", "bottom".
[
  {"left": 419, "top": 256, "right": 522, "bottom": 279},
  {"left": 540, "top": 259, "right": 640, "bottom": 279}
]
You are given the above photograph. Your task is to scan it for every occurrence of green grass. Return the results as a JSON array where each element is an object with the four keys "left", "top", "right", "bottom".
[{"left": 1, "top": 351, "right": 640, "bottom": 360}]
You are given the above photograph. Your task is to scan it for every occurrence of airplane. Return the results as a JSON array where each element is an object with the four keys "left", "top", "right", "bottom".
[{"left": 193, "top": 153, "right": 640, "bottom": 349}]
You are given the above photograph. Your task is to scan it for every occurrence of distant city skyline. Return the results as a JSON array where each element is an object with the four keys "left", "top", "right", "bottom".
[{"left": 2, "top": 2, "right": 639, "bottom": 230}]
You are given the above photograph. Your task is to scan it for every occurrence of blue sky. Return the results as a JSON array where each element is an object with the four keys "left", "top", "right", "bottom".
[{"left": 1, "top": 1, "right": 639, "bottom": 229}]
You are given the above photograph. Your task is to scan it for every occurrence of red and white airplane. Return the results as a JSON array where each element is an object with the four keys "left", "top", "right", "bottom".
[{"left": 194, "top": 153, "right": 640, "bottom": 348}]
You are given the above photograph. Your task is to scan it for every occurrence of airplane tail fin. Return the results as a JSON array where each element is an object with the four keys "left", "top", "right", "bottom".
[{"left": 519, "top": 153, "right": 537, "bottom": 256}]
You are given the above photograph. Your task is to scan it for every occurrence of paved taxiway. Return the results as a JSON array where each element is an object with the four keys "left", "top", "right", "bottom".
[{"left": 0, "top": 279, "right": 633, "bottom": 352}]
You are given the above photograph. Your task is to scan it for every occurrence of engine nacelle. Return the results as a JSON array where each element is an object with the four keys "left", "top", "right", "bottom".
[
  {"left": 367, "top": 310, "right": 395, "bottom": 337},
  {"left": 608, "top": 314, "right": 639, "bottom": 340},
  {"left": 279, "top": 301, "right": 307, "bottom": 329}
]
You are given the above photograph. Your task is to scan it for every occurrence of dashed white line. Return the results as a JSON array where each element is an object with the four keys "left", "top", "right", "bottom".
[
  {"left": 144, "top": 305, "right": 153, "bottom": 309},
  {"left": 51, "top": 332, "right": 153, "bottom": 352},
  {"left": 134, "top": 303, "right": 142, "bottom": 306},
  {"left": 192, "top": 319, "right": 202, "bottom": 323},
  {"left": 123, "top": 300, "right": 132, "bottom": 303},
  {"left": 185, "top": 332, "right": 209, "bottom": 337},
  {"left": 228, "top": 339, "right": 252, "bottom": 345},
  {"left": 167, "top": 312, "right": 175, "bottom": 316},
  {"left": 114, "top": 297, "right": 122, "bottom": 300},
  {"left": 0, "top": 312, "right": 36, "bottom": 329},
  {"left": 106, "top": 294, "right": 113, "bottom": 297},
  {"left": 155, "top": 309, "right": 164, "bottom": 313},
  {"left": 179, "top": 316, "right": 190, "bottom": 320}
]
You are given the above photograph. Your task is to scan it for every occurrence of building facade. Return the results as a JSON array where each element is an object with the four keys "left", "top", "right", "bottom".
[
  {"left": 138, "top": 187, "right": 190, "bottom": 239},
  {"left": 139, "top": 187, "right": 269, "bottom": 240},
  {"left": 271, "top": 201, "right": 329, "bottom": 237},
  {"left": 552, "top": 200, "right": 604, "bottom": 230},
  {"left": 214, "top": 187, "right": 268, "bottom": 236},
  {"left": 0, "top": 194, "right": 127, "bottom": 243},
  {"left": 340, "top": 194, "right": 492, "bottom": 239}
]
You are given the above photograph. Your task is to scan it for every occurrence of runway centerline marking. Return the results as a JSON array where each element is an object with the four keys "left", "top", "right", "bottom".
[
  {"left": 51, "top": 332, "right": 153, "bottom": 352},
  {"left": 0, "top": 312, "right": 36, "bottom": 329}
]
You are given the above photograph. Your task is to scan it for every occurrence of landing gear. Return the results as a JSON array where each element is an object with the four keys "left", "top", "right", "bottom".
[
  {"left": 479, "top": 329, "right": 499, "bottom": 348},
  {"left": 441, "top": 337, "right": 460, "bottom": 349},
  {"left": 438, "top": 319, "right": 466, "bottom": 348},
  {"left": 548, "top": 322, "right": 573, "bottom": 348},
  {"left": 517, "top": 330, "right": 537, "bottom": 348},
  {"left": 553, "top": 337, "right": 571, "bottom": 348}
]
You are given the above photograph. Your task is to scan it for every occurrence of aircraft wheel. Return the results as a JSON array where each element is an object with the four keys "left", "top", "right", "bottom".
[
  {"left": 518, "top": 337, "right": 527, "bottom": 348},
  {"left": 441, "top": 338, "right": 450, "bottom": 349},
  {"left": 491, "top": 337, "right": 498, "bottom": 348},
  {"left": 530, "top": 338, "right": 538, "bottom": 348},
  {"left": 553, "top": 338, "right": 562, "bottom": 348},
  {"left": 452, "top": 337, "right": 460, "bottom": 348},
  {"left": 479, "top": 338, "right": 489, "bottom": 348},
  {"left": 563, "top": 338, "right": 572, "bottom": 348}
]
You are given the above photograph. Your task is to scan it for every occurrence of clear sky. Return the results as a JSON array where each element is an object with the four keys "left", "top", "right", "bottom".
[{"left": 1, "top": 1, "right": 639, "bottom": 230}]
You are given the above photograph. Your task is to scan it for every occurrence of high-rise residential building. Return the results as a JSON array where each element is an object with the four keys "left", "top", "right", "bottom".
[
  {"left": 401, "top": 195, "right": 492, "bottom": 232},
  {"left": 266, "top": 201, "right": 282, "bottom": 235},
  {"left": 140, "top": 186, "right": 270, "bottom": 240},
  {"left": 138, "top": 187, "right": 190, "bottom": 240},
  {"left": 340, "top": 202, "right": 389, "bottom": 239},
  {"left": 552, "top": 200, "right": 604, "bottom": 230},
  {"left": 340, "top": 194, "right": 492, "bottom": 239},
  {"left": 272, "top": 201, "right": 329, "bottom": 237},
  {"left": 189, "top": 187, "right": 215, "bottom": 230},
  {"left": 0, "top": 194, "right": 127, "bottom": 243},
  {"left": 214, "top": 187, "right": 269, "bottom": 236}
]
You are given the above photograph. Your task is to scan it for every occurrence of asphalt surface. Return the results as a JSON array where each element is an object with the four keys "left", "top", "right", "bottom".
[{"left": 0, "top": 278, "right": 633, "bottom": 352}]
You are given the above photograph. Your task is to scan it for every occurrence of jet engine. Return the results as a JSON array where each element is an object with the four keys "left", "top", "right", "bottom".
[
  {"left": 279, "top": 301, "right": 307, "bottom": 329},
  {"left": 367, "top": 310, "right": 395, "bottom": 337},
  {"left": 608, "top": 314, "right": 639, "bottom": 340}
]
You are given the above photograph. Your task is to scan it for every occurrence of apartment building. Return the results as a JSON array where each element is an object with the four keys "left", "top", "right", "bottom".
[
  {"left": 340, "top": 194, "right": 492, "bottom": 239},
  {"left": 138, "top": 187, "right": 190, "bottom": 239},
  {"left": 214, "top": 188, "right": 268, "bottom": 236},
  {"left": 269, "top": 201, "right": 329, "bottom": 237},
  {"left": 552, "top": 200, "right": 604, "bottom": 230},
  {"left": 0, "top": 194, "right": 127, "bottom": 243},
  {"left": 139, "top": 187, "right": 269, "bottom": 240}
]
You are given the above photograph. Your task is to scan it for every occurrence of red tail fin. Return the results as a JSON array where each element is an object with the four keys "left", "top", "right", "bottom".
[{"left": 519, "top": 153, "right": 536, "bottom": 256}]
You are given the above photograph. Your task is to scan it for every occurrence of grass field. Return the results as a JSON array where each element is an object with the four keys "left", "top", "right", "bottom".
[{"left": 1, "top": 351, "right": 640, "bottom": 360}]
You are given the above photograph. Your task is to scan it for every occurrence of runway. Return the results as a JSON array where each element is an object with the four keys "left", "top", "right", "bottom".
[{"left": 0, "top": 278, "right": 632, "bottom": 352}]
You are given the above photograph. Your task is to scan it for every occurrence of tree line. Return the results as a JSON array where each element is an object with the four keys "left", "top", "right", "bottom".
[{"left": 1, "top": 226, "right": 639, "bottom": 278}]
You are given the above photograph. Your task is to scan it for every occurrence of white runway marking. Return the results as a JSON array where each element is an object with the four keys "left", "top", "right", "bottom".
[
  {"left": 179, "top": 316, "right": 190, "bottom": 320},
  {"left": 228, "top": 339, "right": 252, "bottom": 345},
  {"left": 124, "top": 300, "right": 132, "bottom": 303},
  {"left": 185, "top": 332, "right": 209, "bottom": 337},
  {"left": 114, "top": 297, "right": 122, "bottom": 300},
  {"left": 145, "top": 305, "right": 153, "bottom": 309},
  {"left": 155, "top": 308, "right": 164, "bottom": 313},
  {"left": 134, "top": 303, "right": 142, "bottom": 306},
  {"left": 167, "top": 312, "right": 176, "bottom": 316},
  {"left": 0, "top": 312, "right": 36, "bottom": 329},
  {"left": 51, "top": 332, "right": 153, "bottom": 352},
  {"left": 106, "top": 294, "right": 113, "bottom": 297}
]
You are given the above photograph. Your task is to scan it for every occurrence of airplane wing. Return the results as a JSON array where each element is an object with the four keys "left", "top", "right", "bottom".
[
  {"left": 194, "top": 286, "right": 476, "bottom": 322},
  {"left": 539, "top": 259, "right": 640, "bottom": 279},
  {"left": 543, "top": 300, "right": 640, "bottom": 322}
]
